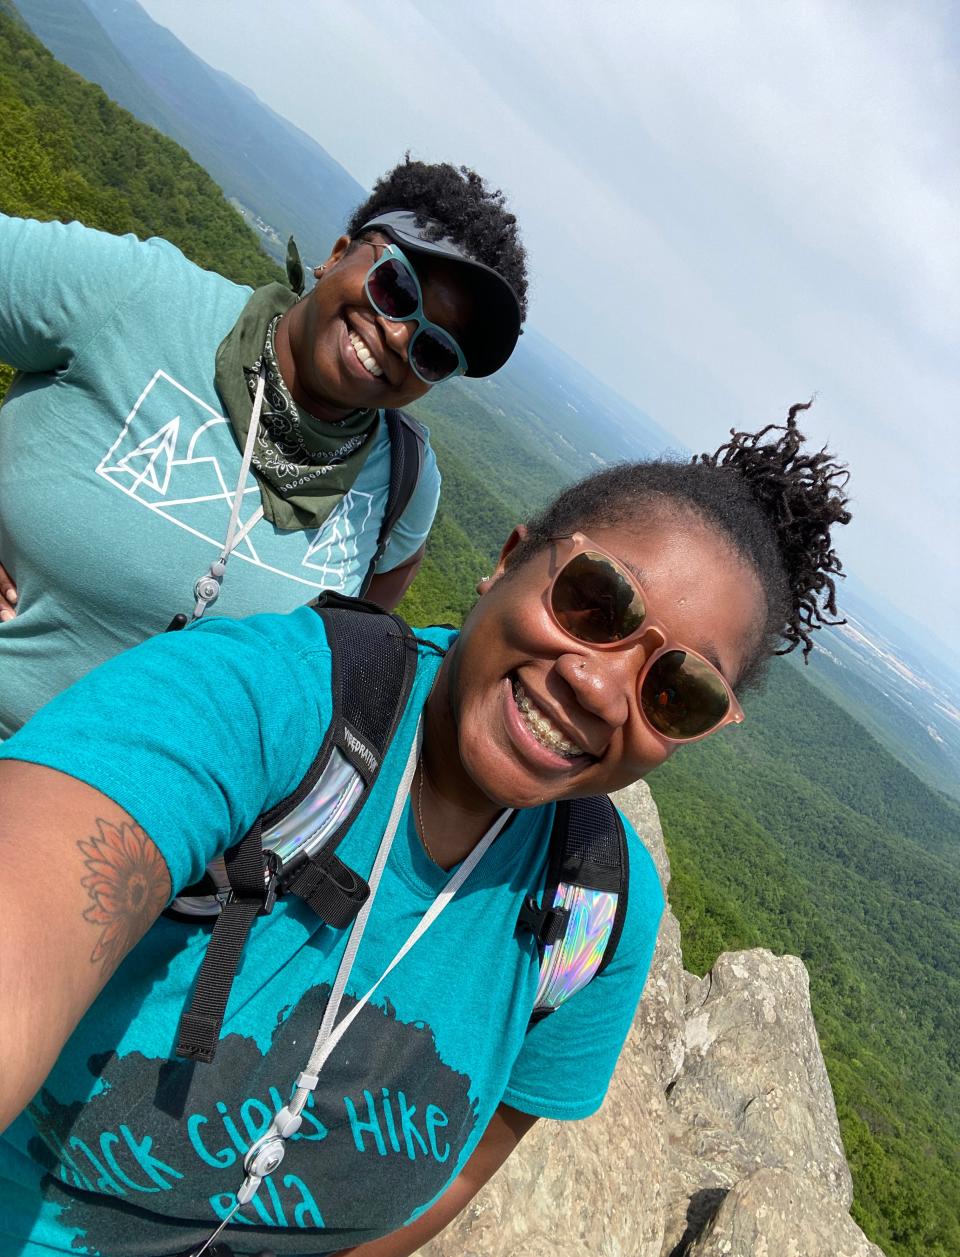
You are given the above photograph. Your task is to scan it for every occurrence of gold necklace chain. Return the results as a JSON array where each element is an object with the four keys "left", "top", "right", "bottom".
[{"left": 415, "top": 760, "right": 439, "bottom": 865}]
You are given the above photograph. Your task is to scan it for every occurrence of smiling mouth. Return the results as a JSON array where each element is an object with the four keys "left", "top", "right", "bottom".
[
  {"left": 347, "top": 327, "right": 384, "bottom": 378},
  {"left": 512, "top": 678, "right": 587, "bottom": 759}
]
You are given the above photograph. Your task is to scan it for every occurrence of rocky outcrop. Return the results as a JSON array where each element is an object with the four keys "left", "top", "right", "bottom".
[
  {"left": 416, "top": 780, "right": 885, "bottom": 1257},
  {"left": 685, "top": 1168, "right": 885, "bottom": 1257},
  {"left": 662, "top": 950, "right": 858, "bottom": 1254}
]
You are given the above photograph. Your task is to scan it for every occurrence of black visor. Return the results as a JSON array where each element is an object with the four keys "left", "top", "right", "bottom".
[{"left": 358, "top": 209, "right": 522, "bottom": 377}]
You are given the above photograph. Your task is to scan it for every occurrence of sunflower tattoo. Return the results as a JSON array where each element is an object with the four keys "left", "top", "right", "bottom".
[{"left": 78, "top": 819, "right": 168, "bottom": 971}]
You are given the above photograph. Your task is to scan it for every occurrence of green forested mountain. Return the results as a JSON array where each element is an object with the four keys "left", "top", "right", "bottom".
[
  {"left": 0, "top": 2, "right": 282, "bottom": 283},
  {"left": 0, "top": 1, "right": 281, "bottom": 398},
  {"left": 2, "top": 8, "right": 958, "bottom": 1253},
  {"left": 15, "top": 0, "right": 366, "bottom": 267}
]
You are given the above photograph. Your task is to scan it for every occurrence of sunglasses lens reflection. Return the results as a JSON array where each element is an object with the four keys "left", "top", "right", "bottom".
[
  {"left": 552, "top": 552, "right": 646, "bottom": 644},
  {"left": 641, "top": 650, "right": 731, "bottom": 739},
  {"left": 368, "top": 259, "right": 419, "bottom": 319},
  {"left": 412, "top": 328, "right": 462, "bottom": 382}
]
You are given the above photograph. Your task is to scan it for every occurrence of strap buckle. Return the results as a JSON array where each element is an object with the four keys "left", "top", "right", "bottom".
[
  {"left": 518, "top": 895, "right": 570, "bottom": 947},
  {"left": 260, "top": 864, "right": 279, "bottom": 916},
  {"left": 223, "top": 856, "right": 278, "bottom": 917}
]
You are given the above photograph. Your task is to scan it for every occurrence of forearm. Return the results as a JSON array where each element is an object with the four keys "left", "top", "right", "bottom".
[
  {"left": 0, "top": 762, "right": 169, "bottom": 1131},
  {"left": 365, "top": 543, "right": 426, "bottom": 611},
  {"left": 334, "top": 1175, "right": 482, "bottom": 1257}
]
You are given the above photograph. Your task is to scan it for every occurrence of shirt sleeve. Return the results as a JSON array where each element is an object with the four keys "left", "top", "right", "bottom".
[
  {"left": 0, "top": 608, "right": 333, "bottom": 894},
  {"left": 502, "top": 816, "right": 665, "bottom": 1120},
  {"left": 376, "top": 430, "right": 441, "bottom": 572},
  {"left": 0, "top": 214, "right": 146, "bottom": 374}
]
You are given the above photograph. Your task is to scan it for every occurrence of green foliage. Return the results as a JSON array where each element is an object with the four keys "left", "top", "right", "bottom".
[
  {"left": 409, "top": 379, "right": 565, "bottom": 530},
  {"left": 0, "top": 7, "right": 282, "bottom": 286},
  {"left": 650, "top": 661, "right": 960, "bottom": 1256},
  {"left": 398, "top": 391, "right": 546, "bottom": 628}
]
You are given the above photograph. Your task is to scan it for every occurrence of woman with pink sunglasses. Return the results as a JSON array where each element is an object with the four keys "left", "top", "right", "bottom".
[{"left": 0, "top": 407, "right": 849, "bottom": 1257}]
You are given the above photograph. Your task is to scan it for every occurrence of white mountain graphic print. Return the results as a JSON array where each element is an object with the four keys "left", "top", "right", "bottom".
[{"left": 96, "top": 370, "right": 373, "bottom": 592}]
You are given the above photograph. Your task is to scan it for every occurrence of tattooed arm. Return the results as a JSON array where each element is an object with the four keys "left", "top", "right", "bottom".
[{"left": 0, "top": 761, "right": 170, "bottom": 1133}]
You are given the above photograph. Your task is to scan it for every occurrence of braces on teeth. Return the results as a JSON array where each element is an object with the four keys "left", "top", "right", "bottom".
[{"left": 513, "top": 680, "right": 583, "bottom": 757}]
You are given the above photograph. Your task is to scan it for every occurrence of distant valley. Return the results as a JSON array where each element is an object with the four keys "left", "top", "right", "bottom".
[{"left": 807, "top": 582, "right": 960, "bottom": 804}]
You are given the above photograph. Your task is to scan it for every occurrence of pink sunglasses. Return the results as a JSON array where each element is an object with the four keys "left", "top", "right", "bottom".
[{"left": 546, "top": 533, "right": 745, "bottom": 743}]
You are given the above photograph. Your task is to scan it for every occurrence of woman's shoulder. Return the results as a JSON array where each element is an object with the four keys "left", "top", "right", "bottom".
[
  {"left": 185, "top": 603, "right": 333, "bottom": 664},
  {"left": 180, "top": 608, "right": 453, "bottom": 710}
]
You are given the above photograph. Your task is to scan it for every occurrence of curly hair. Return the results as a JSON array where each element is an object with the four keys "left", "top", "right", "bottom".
[
  {"left": 509, "top": 402, "right": 852, "bottom": 686},
  {"left": 346, "top": 155, "right": 528, "bottom": 319}
]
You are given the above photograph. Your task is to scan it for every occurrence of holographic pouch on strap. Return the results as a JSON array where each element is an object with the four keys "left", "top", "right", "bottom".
[
  {"left": 533, "top": 883, "right": 620, "bottom": 1010},
  {"left": 517, "top": 795, "right": 630, "bottom": 1023}
]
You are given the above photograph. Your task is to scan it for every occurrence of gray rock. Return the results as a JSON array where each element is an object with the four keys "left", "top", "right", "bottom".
[
  {"left": 612, "top": 780, "right": 671, "bottom": 890},
  {"left": 663, "top": 949, "right": 853, "bottom": 1253},
  {"left": 683, "top": 969, "right": 710, "bottom": 1017},
  {"left": 612, "top": 781, "right": 687, "bottom": 1090},
  {"left": 416, "top": 1040, "right": 668, "bottom": 1257},
  {"left": 633, "top": 908, "right": 686, "bottom": 1089},
  {"left": 685, "top": 1167, "right": 886, "bottom": 1257},
  {"left": 414, "top": 787, "right": 888, "bottom": 1257}
]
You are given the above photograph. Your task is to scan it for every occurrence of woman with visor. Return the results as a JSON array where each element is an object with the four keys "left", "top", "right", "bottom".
[
  {"left": 0, "top": 157, "right": 527, "bottom": 739},
  {"left": 0, "top": 407, "right": 850, "bottom": 1256}
]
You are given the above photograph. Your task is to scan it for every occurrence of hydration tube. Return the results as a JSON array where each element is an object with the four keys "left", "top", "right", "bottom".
[
  {"left": 167, "top": 367, "right": 267, "bottom": 632},
  {"left": 189, "top": 724, "right": 513, "bottom": 1257}
]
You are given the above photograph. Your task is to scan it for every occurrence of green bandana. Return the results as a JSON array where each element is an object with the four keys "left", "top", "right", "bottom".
[{"left": 215, "top": 283, "right": 379, "bottom": 533}]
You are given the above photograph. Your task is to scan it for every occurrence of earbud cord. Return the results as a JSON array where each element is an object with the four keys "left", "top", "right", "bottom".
[
  {"left": 191, "top": 366, "right": 267, "bottom": 621},
  {"left": 190, "top": 722, "right": 513, "bottom": 1257}
]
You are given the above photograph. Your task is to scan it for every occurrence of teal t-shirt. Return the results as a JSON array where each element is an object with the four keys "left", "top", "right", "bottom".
[
  {"left": 0, "top": 611, "right": 664, "bottom": 1257},
  {"left": 0, "top": 215, "right": 441, "bottom": 739}
]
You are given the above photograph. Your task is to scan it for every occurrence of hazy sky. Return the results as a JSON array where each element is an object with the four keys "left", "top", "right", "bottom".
[{"left": 139, "top": 0, "right": 959, "bottom": 647}]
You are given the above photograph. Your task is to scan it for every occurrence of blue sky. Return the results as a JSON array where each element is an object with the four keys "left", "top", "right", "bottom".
[{"left": 140, "top": 0, "right": 959, "bottom": 648}]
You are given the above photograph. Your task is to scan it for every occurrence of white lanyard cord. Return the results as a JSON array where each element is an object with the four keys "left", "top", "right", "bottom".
[
  {"left": 191, "top": 366, "right": 267, "bottom": 620},
  {"left": 303, "top": 732, "right": 513, "bottom": 1089},
  {"left": 191, "top": 725, "right": 513, "bottom": 1256}
]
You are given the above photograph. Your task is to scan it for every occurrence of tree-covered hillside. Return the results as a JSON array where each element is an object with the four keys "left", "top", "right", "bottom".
[
  {"left": 0, "top": 1, "right": 281, "bottom": 400},
  {"left": 15, "top": 0, "right": 367, "bottom": 267},
  {"left": 0, "top": 2, "right": 281, "bottom": 284}
]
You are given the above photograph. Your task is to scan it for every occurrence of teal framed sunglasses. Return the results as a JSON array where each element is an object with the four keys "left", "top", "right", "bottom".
[{"left": 363, "top": 241, "right": 468, "bottom": 384}]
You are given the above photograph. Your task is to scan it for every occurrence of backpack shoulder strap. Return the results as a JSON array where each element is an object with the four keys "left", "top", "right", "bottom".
[
  {"left": 279, "top": 593, "right": 418, "bottom": 915},
  {"left": 358, "top": 409, "right": 425, "bottom": 598},
  {"left": 175, "top": 594, "right": 418, "bottom": 1064},
  {"left": 518, "top": 794, "right": 629, "bottom": 1024}
]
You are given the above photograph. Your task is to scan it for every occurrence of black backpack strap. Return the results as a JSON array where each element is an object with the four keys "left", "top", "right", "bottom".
[
  {"left": 276, "top": 592, "right": 418, "bottom": 905},
  {"left": 175, "top": 594, "right": 418, "bottom": 1063},
  {"left": 518, "top": 795, "right": 629, "bottom": 1024},
  {"left": 358, "top": 409, "right": 425, "bottom": 598},
  {"left": 176, "top": 821, "right": 278, "bottom": 1062}
]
